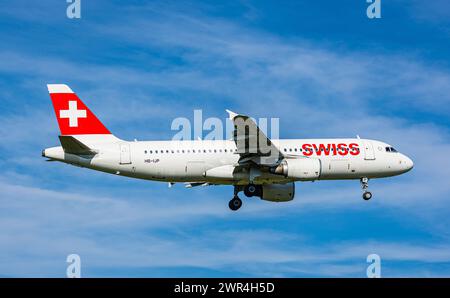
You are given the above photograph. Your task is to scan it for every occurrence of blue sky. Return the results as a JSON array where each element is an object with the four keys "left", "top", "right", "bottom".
[{"left": 1, "top": 0, "right": 450, "bottom": 277}]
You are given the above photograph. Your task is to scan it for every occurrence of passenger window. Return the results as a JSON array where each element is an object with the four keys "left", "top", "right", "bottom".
[{"left": 144, "top": 150, "right": 147, "bottom": 154}]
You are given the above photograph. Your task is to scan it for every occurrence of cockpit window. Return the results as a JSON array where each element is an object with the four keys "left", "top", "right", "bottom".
[{"left": 386, "top": 146, "right": 397, "bottom": 153}]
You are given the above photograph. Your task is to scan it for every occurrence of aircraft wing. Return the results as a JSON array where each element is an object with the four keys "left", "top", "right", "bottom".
[{"left": 226, "top": 109, "right": 283, "bottom": 166}]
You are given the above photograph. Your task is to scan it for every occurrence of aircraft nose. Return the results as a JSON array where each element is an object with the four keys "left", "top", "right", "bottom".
[
  {"left": 406, "top": 156, "right": 414, "bottom": 170},
  {"left": 401, "top": 154, "right": 414, "bottom": 172}
]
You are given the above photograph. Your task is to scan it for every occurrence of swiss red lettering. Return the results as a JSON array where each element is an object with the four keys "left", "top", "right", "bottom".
[
  {"left": 337, "top": 143, "right": 348, "bottom": 156},
  {"left": 313, "top": 143, "right": 332, "bottom": 156},
  {"left": 349, "top": 143, "right": 360, "bottom": 156},
  {"left": 301, "top": 143, "right": 360, "bottom": 156},
  {"left": 302, "top": 143, "right": 313, "bottom": 156}
]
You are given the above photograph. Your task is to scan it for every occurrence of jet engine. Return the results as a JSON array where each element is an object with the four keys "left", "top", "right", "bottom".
[
  {"left": 270, "top": 158, "right": 321, "bottom": 181},
  {"left": 260, "top": 183, "right": 295, "bottom": 202}
]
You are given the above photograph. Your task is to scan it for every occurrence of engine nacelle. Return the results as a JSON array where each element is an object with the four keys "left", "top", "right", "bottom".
[
  {"left": 270, "top": 158, "right": 321, "bottom": 181},
  {"left": 261, "top": 183, "right": 295, "bottom": 202}
]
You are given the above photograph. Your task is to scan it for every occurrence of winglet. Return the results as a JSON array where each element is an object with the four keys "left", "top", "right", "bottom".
[{"left": 226, "top": 109, "right": 239, "bottom": 120}]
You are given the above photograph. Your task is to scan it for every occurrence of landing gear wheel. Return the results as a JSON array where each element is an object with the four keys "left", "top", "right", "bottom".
[
  {"left": 244, "top": 184, "right": 258, "bottom": 197},
  {"left": 363, "top": 191, "right": 372, "bottom": 201},
  {"left": 360, "top": 177, "right": 372, "bottom": 201},
  {"left": 229, "top": 196, "right": 242, "bottom": 211}
]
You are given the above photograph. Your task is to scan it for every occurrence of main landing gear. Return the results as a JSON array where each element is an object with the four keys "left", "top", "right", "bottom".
[
  {"left": 243, "top": 184, "right": 262, "bottom": 197},
  {"left": 360, "top": 177, "right": 372, "bottom": 201},
  {"left": 229, "top": 196, "right": 242, "bottom": 211},
  {"left": 229, "top": 185, "right": 243, "bottom": 211},
  {"left": 229, "top": 184, "right": 263, "bottom": 211}
]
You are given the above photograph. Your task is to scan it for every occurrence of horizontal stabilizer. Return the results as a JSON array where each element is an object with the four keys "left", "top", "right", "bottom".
[{"left": 58, "top": 136, "right": 97, "bottom": 155}]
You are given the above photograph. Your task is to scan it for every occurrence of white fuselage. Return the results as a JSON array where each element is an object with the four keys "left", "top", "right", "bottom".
[
  {"left": 43, "top": 84, "right": 414, "bottom": 207},
  {"left": 43, "top": 136, "right": 414, "bottom": 185}
]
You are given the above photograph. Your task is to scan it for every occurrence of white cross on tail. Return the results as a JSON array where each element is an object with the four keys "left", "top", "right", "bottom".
[{"left": 59, "top": 101, "right": 87, "bottom": 127}]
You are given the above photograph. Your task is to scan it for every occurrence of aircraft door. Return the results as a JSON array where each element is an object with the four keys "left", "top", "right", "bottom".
[
  {"left": 120, "top": 143, "right": 132, "bottom": 164},
  {"left": 363, "top": 140, "right": 376, "bottom": 160}
]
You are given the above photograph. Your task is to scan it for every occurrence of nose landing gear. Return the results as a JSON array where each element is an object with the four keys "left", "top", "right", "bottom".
[
  {"left": 360, "top": 177, "right": 372, "bottom": 201},
  {"left": 363, "top": 191, "right": 372, "bottom": 200}
]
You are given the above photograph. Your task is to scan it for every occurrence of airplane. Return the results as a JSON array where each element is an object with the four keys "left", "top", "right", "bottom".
[{"left": 42, "top": 84, "right": 414, "bottom": 211}]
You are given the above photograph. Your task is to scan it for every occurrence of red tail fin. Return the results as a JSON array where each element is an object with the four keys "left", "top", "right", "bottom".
[{"left": 47, "top": 84, "right": 111, "bottom": 135}]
